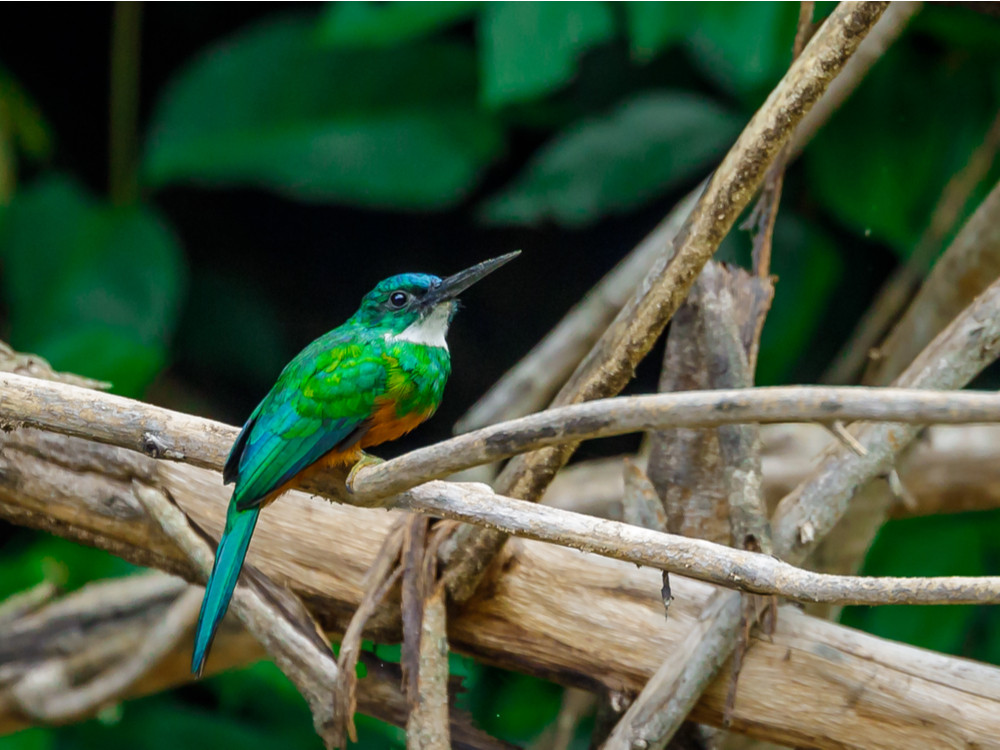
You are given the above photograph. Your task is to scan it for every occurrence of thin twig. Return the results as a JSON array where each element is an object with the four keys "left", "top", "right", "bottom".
[
  {"left": 350, "top": 386, "right": 1000, "bottom": 501},
  {"left": 393, "top": 480, "right": 1000, "bottom": 606}
]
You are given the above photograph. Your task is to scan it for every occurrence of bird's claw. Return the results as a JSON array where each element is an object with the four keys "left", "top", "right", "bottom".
[{"left": 345, "top": 452, "right": 385, "bottom": 494}]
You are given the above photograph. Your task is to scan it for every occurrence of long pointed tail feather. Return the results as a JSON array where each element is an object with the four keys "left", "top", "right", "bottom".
[{"left": 191, "top": 503, "right": 260, "bottom": 676}]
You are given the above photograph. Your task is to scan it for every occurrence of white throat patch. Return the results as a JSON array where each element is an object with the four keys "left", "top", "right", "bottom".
[{"left": 386, "top": 302, "right": 452, "bottom": 350}]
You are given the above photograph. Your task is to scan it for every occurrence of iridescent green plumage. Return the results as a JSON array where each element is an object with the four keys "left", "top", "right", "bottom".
[{"left": 191, "top": 254, "right": 518, "bottom": 675}]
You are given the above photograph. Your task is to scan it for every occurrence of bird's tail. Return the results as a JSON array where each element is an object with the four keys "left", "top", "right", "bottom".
[{"left": 191, "top": 502, "right": 260, "bottom": 676}]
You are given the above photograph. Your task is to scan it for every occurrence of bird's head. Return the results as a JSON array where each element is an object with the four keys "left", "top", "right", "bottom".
[{"left": 352, "top": 251, "right": 520, "bottom": 347}]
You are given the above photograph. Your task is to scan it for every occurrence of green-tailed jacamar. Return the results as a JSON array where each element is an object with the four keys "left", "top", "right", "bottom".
[{"left": 191, "top": 251, "right": 519, "bottom": 675}]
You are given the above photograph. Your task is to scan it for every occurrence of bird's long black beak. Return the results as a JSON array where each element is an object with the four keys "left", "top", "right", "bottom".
[{"left": 425, "top": 250, "right": 520, "bottom": 306}]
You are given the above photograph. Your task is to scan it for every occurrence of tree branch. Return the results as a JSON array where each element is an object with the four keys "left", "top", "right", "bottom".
[
  {"left": 7, "top": 378, "right": 1000, "bottom": 605},
  {"left": 4, "top": 425, "right": 1000, "bottom": 747}
]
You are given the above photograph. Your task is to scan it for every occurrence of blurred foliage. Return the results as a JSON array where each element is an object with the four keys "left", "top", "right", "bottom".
[
  {"left": 0, "top": 176, "right": 185, "bottom": 395},
  {"left": 2, "top": 2, "right": 1000, "bottom": 748}
]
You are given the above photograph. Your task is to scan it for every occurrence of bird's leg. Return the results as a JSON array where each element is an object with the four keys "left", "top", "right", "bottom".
[{"left": 345, "top": 451, "right": 385, "bottom": 493}]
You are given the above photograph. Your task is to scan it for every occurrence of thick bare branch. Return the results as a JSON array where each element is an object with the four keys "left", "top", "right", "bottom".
[
  {"left": 11, "top": 586, "right": 201, "bottom": 722},
  {"left": 543, "top": 423, "right": 1000, "bottom": 522},
  {"left": 15, "top": 371, "right": 1000, "bottom": 506},
  {"left": 355, "top": 386, "right": 1000, "bottom": 500},
  {"left": 11, "top": 371, "right": 1000, "bottom": 604}
]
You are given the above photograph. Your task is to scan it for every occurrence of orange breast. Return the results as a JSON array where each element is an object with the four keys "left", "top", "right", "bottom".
[
  {"left": 264, "top": 399, "right": 431, "bottom": 503},
  {"left": 267, "top": 443, "right": 364, "bottom": 504},
  {"left": 361, "top": 398, "right": 433, "bottom": 448}
]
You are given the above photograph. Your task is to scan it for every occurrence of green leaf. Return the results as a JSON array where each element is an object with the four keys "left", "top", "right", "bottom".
[
  {"left": 842, "top": 514, "right": 987, "bottom": 655},
  {"left": 625, "top": 2, "right": 695, "bottom": 62},
  {"left": 481, "top": 91, "right": 740, "bottom": 226},
  {"left": 317, "top": 1, "right": 478, "bottom": 47},
  {"left": 480, "top": 2, "right": 616, "bottom": 108},
  {"left": 464, "top": 667, "right": 562, "bottom": 744},
  {"left": 0, "top": 65, "right": 53, "bottom": 161},
  {"left": 806, "top": 45, "right": 1000, "bottom": 257},
  {"left": 684, "top": 3, "right": 800, "bottom": 99},
  {"left": 910, "top": 4, "right": 1000, "bottom": 56},
  {"left": 0, "top": 175, "right": 185, "bottom": 395},
  {"left": 0, "top": 728, "right": 54, "bottom": 750},
  {"left": 144, "top": 17, "right": 503, "bottom": 208}
]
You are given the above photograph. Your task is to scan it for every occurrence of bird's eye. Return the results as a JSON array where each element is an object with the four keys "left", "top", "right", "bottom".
[{"left": 388, "top": 291, "right": 410, "bottom": 309}]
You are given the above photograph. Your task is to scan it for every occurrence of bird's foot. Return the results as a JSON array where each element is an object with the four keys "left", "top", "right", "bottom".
[{"left": 345, "top": 451, "right": 385, "bottom": 494}]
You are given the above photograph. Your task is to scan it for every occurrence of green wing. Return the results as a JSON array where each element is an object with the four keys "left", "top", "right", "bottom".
[{"left": 225, "top": 332, "right": 387, "bottom": 510}]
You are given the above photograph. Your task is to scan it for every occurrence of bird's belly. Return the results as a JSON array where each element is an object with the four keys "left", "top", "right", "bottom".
[{"left": 361, "top": 400, "right": 433, "bottom": 448}]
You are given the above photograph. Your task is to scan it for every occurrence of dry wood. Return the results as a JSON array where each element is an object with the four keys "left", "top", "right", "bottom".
[
  {"left": 603, "top": 591, "right": 743, "bottom": 750},
  {"left": 11, "top": 585, "right": 201, "bottom": 722},
  {"left": 16, "top": 370, "right": 1000, "bottom": 506},
  {"left": 334, "top": 527, "right": 404, "bottom": 741},
  {"left": 4, "top": 426, "right": 1000, "bottom": 747},
  {"left": 807, "top": 167, "right": 1000, "bottom": 603},
  {"left": 0, "top": 579, "right": 58, "bottom": 625},
  {"left": 7, "top": 376, "right": 1000, "bottom": 605},
  {"left": 351, "top": 385, "right": 1000, "bottom": 501},
  {"left": 406, "top": 585, "right": 451, "bottom": 750},
  {"left": 543, "top": 423, "right": 1000, "bottom": 522},
  {"left": 648, "top": 267, "right": 735, "bottom": 546},
  {"left": 438, "top": 1, "right": 891, "bottom": 603},
  {"left": 631, "top": 261, "right": 775, "bottom": 749},
  {"left": 131, "top": 481, "right": 348, "bottom": 748}
]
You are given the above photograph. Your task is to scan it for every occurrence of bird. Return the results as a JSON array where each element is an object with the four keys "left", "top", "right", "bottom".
[{"left": 191, "top": 251, "right": 519, "bottom": 676}]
